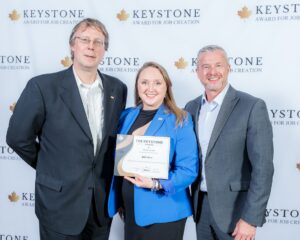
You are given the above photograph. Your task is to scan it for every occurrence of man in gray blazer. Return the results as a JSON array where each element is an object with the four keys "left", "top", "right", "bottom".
[
  {"left": 185, "top": 45, "right": 274, "bottom": 240},
  {"left": 6, "top": 18, "right": 127, "bottom": 239}
]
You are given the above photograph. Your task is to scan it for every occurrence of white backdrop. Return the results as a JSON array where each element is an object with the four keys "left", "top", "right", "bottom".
[{"left": 1, "top": 0, "right": 300, "bottom": 239}]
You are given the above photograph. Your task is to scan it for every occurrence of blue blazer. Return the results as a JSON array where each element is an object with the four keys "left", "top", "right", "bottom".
[{"left": 108, "top": 104, "right": 198, "bottom": 226}]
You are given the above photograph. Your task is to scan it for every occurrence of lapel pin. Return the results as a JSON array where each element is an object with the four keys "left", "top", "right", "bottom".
[
  {"left": 158, "top": 117, "right": 163, "bottom": 121},
  {"left": 110, "top": 96, "right": 115, "bottom": 100}
]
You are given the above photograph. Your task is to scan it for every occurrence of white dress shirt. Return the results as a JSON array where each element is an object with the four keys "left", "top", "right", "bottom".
[
  {"left": 198, "top": 84, "right": 229, "bottom": 191},
  {"left": 73, "top": 67, "right": 104, "bottom": 156}
]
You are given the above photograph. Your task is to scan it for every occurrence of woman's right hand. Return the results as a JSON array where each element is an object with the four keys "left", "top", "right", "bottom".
[{"left": 124, "top": 175, "right": 154, "bottom": 189}]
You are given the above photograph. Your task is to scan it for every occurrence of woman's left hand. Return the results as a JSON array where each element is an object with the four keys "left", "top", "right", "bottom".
[{"left": 124, "top": 175, "right": 153, "bottom": 189}]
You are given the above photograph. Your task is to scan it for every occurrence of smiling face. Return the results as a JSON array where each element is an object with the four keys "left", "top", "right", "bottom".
[
  {"left": 70, "top": 26, "right": 105, "bottom": 72},
  {"left": 137, "top": 66, "right": 167, "bottom": 110},
  {"left": 197, "top": 49, "right": 230, "bottom": 101}
]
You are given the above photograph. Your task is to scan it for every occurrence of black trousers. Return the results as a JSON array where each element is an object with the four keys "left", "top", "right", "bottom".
[
  {"left": 124, "top": 217, "right": 187, "bottom": 240},
  {"left": 39, "top": 194, "right": 111, "bottom": 240},
  {"left": 196, "top": 192, "right": 233, "bottom": 240},
  {"left": 122, "top": 179, "right": 187, "bottom": 240}
]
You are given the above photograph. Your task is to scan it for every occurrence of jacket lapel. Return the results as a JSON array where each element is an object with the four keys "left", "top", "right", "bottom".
[
  {"left": 193, "top": 96, "right": 203, "bottom": 141},
  {"left": 119, "top": 107, "right": 141, "bottom": 134},
  {"left": 191, "top": 96, "right": 203, "bottom": 163},
  {"left": 59, "top": 67, "right": 93, "bottom": 141},
  {"left": 206, "top": 86, "right": 239, "bottom": 157},
  {"left": 101, "top": 72, "right": 116, "bottom": 138},
  {"left": 144, "top": 105, "right": 167, "bottom": 136}
]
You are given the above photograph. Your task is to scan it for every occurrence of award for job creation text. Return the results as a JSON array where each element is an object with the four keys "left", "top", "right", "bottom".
[{"left": 114, "top": 134, "right": 170, "bottom": 179}]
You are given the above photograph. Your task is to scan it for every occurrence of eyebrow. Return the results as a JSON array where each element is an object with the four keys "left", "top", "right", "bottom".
[
  {"left": 78, "top": 35, "right": 104, "bottom": 40},
  {"left": 201, "top": 62, "right": 224, "bottom": 66}
]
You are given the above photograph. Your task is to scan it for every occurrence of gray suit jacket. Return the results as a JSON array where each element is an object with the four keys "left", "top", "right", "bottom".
[
  {"left": 6, "top": 67, "right": 127, "bottom": 235},
  {"left": 185, "top": 85, "right": 274, "bottom": 233}
]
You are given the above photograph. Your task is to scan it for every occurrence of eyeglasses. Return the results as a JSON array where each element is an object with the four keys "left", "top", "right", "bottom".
[{"left": 74, "top": 36, "right": 105, "bottom": 48}]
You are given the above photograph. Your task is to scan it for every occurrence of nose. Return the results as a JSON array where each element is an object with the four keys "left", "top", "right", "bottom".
[
  {"left": 148, "top": 82, "right": 154, "bottom": 90},
  {"left": 147, "top": 82, "right": 157, "bottom": 90},
  {"left": 208, "top": 66, "right": 217, "bottom": 75},
  {"left": 87, "top": 40, "right": 95, "bottom": 49}
]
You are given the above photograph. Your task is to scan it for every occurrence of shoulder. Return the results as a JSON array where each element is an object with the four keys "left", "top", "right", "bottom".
[
  {"left": 233, "top": 88, "right": 266, "bottom": 107},
  {"left": 235, "top": 89, "right": 259, "bottom": 102},
  {"left": 119, "top": 107, "right": 136, "bottom": 122},
  {"left": 185, "top": 95, "right": 202, "bottom": 110},
  {"left": 32, "top": 68, "right": 69, "bottom": 81},
  {"left": 229, "top": 87, "right": 268, "bottom": 117},
  {"left": 121, "top": 107, "right": 136, "bottom": 117},
  {"left": 101, "top": 72, "right": 127, "bottom": 89},
  {"left": 29, "top": 68, "right": 69, "bottom": 86},
  {"left": 182, "top": 111, "right": 194, "bottom": 128},
  {"left": 164, "top": 110, "right": 193, "bottom": 129},
  {"left": 23, "top": 69, "right": 70, "bottom": 95}
]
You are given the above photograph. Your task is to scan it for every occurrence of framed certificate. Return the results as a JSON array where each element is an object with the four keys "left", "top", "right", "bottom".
[{"left": 114, "top": 134, "right": 170, "bottom": 179}]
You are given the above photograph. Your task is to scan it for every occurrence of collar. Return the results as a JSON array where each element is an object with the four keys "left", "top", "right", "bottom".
[
  {"left": 73, "top": 66, "right": 103, "bottom": 90},
  {"left": 136, "top": 103, "right": 169, "bottom": 117},
  {"left": 202, "top": 83, "right": 230, "bottom": 108}
]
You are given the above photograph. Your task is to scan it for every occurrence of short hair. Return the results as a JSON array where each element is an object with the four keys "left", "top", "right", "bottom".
[
  {"left": 69, "top": 18, "right": 109, "bottom": 59},
  {"left": 197, "top": 45, "right": 229, "bottom": 64}
]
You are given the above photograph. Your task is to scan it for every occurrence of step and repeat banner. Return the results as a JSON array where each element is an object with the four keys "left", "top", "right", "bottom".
[{"left": 1, "top": 0, "right": 300, "bottom": 239}]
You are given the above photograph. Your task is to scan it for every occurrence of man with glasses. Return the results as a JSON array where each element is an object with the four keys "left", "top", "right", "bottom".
[{"left": 7, "top": 18, "right": 127, "bottom": 239}]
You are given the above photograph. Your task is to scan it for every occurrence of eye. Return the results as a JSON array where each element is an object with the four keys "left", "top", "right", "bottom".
[
  {"left": 94, "top": 39, "right": 104, "bottom": 47},
  {"left": 80, "top": 37, "right": 90, "bottom": 44}
]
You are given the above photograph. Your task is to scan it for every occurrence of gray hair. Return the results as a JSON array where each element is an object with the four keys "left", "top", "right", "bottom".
[
  {"left": 69, "top": 18, "right": 109, "bottom": 59},
  {"left": 197, "top": 45, "right": 229, "bottom": 63}
]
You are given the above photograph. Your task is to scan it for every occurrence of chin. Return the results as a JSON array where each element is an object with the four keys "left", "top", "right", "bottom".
[
  {"left": 83, "top": 64, "right": 98, "bottom": 69},
  {"left": 207, "top": 83, "right": 222, "bottom": 91}
]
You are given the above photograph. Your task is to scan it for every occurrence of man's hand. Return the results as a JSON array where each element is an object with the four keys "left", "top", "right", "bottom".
[{"left": 232, "top": 219, "right": 256, "bottom": 240}]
